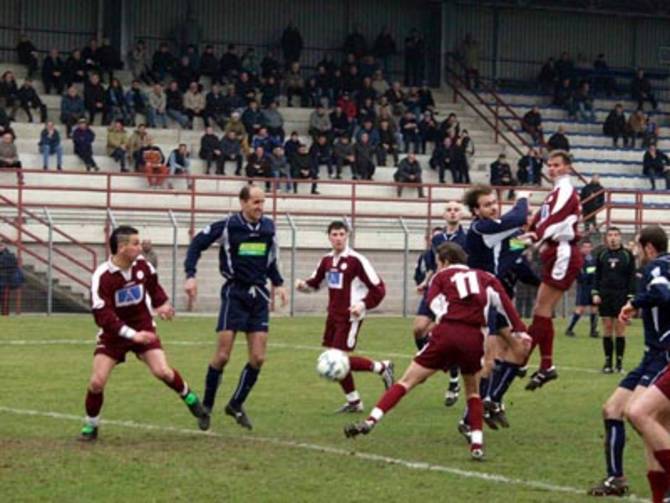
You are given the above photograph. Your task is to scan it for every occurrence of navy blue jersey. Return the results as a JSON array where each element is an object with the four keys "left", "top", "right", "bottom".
[
  {"left": 184, "top": 212, "right": 283, "bottom": 287},
  {"left": 500, "top": 251, "right": 540, "bottom": 299},
  {"left": 414, "top": 249, "right": 431, "bottom": 286},
  {"left": 465, "top": 198, "right": 528, "bottom": 276},
  {"left": 577, "top": 253, "right": 596, "bottom": 288},
  {"left": 631, "top": 253, "right": 670, "bottom": 351},
  {"left": 424, "top": 225, "right": 467, "bottom": 273}
]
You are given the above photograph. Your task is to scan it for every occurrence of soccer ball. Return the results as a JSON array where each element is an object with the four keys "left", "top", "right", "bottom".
[{"left": 316, "top": 349, "right": 350, "bottom": 381}]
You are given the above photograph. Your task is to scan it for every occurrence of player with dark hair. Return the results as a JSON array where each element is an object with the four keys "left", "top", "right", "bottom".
[
  {"left": 565, "top": 240, "right": 599, "bottom": 338},
  {"left": 184, "top": 185, "right": 288, "bottom": 431},
  {"left": 296, "top": 220, "right": 393, "bottom": 412},
  {"left": 80, "top": 225, "right": 206, "bottom": 441},
  {"left": 524, "top": 150, "right": 583, "bottom": 390},
  {"left": 592, "top": 227, "right": 636, "bottom": 373},
  {"left": 598, "top": 226, "right": 670, "bottom": 502},
  {"left": 344, "top": 242, "right": 529, "bottom": 460}
]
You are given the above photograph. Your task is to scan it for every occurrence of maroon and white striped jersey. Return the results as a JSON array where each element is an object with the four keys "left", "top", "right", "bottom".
[
  {"left": 427, "top": 264, "right": 526, "bottom": 333},
  {"left": 532, "top": 175, "right": 581, "bottom": 244},
  {"left": 91, "top": 256, "right": 168, "bottom": 339},
  {"left": 305, "top": 247, "right": 385, "bottom": 321}
]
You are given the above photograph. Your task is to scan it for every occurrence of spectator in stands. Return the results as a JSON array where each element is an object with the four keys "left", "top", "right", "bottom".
[
  {"left": 0, "top": 238, "right": 21, "bottom": 315},
  {"left": 167, "top": 143, "right": 192, "bottom": 189},
  {"left": 309, "top": 134, "right": 334, "bottom": 179},
  {"left": 631, "top": 68, "right": 657, "bottom": 111},
  {"left": 60, "top": 85, "right": 86, "bottom": 138},
  {"left": 284, "top": 131, "right": 301, "bottom": 161},
  {"left": 128, "top": 123, "right": 153, "bottom": 169},
  {"left": 0, "top": 71, "right": 19, "bottom": 119},
  {"left": 460, "top": 130, "right": 475, "bottom": 183},
  {"left": 354, "top": 132, "right": 376, "bottom": 180},
  {"left": 404, "top": 29, "right": 425, "bottom": 86},
  {"left": 359, "top": 54, "right": 380, "bottom": 81},
  {"left": 440, "top": 112, "right": 460, "bottom": 141},
  {"left": 555, "top": 51, "right": 575, "bottom": 83},
  {"left": 603, "top": 103, "right": 629, "bottom": 148},
  {"left": 333, "top": 134, "right": 355, "bottom": 179},
  {"left": 460, "top": 33, "right": 480, "bottom": 90},
  {"left": 643, "top": 144, "right": 670, "bottom": 190},
  {"left": 0, "top": 132, "right": 22, "bottom": 174},
  {"left": 125, "top": 80, "right": 150, "bottom": 127},
  {"left": 0, "top": 109, "right": 12, "bottom": 140},
  {"left": 97, "top": 38, "right": 121, "bottom": 84},
  {"left": 138, "top": 141, "right": 167, "bottom": 188},
  {"left": 260, "top": 75, "right": 280, "bottom": 108},
  {"left": 355, "top": 117, "right": 380, "bottom": 148},
  {"left": 128, "top": 40, "right": 155, "bottom": 85},
  {"left": 490, "top": 153, "right": 515, "bottom": 197},
  {"left": 373, "top": 27, "right": 396, "bottom": 76},
  {"left": 261, "top": 50, "right": 281, "bottom": 80},
  {"left": 430, "top": 136, "right": 451, "bottom": 184},
  {"left": 400, "top": 111, "right": 421, "bottom": 153},
  {"left": 42, "top": 48, "right": 65, "bottom": 95},
  {"left": 183, "top": 81, "right": 205, "bottom": 128},
  {"left": 219, "top": 44, "right": 241, "bottom": 82},
  {"left": 72, "top": 119, "right": 98, "bottom": 172},
  {"left": 547, "top": 125, "right": 570, "bottom": 151},
  {"left": 371, "top": 70, "right": 390, "bottom": 97},
  {"left": 343, "top": 26, "right": 367, "bottom": 60},
  {"left": 199, "top": 45, "right": 219, "bottom": 83},
  {"left": 165, "top": 80, "right": 190, "bottom": 128},
  {"left": 418, "top": 111, "right": 438, "bottom": 154},
  {"left": 245, "top": 146, "right": 271, "bottom": 188},
  {"left": 17, "top": 79, "right": 47, "bottom": 123},
  {"left": 329, "top": 105, "right": 352, "bottom": 139},
  {"left": 240, "top": 48, "right": 260, "bottom": 78},
  {"left": 261, "top": 101, "right": 285, "bottom": 142},
  {"left": 377, "top": 119, "right": 399, "bottom": 167},
  {"left": 553, "top": 78, "right": 576, "bottom": 119},
  {"left": 628, "top": 109, "right": 647, "bottom": 149},
  {"left": 281, "top": 22, "right": 304, "bottom": 65},
  {"left": 394, "top": 152, "right": 424, "bottom": 197},
  {"left": 141, "top": 239, "right": 158, "bottom": 268},
  {"left": 418, "top": 83, "right": 436, "bottom": 114},
  {"left": 290, "top": 143, "right": 317, "bottom": 194},
  {"left": 84, "top": 73, "right": 106, "bottom": 125},
  {"left": 308, "top": 105, "right": 332, "bottom": 141},
  {"left": 518, "top": 147, "right": 543, "bottom": 186},
  {"left": 224, "top": 111, "right": 249, "bottom": 154},
  {"left": 580, "top": 174, "right": 605, "bottom": 232},
  {"left": 221, "top": 130, "right": 243, "bottom": 175},
  {"left": 252, "top": 127, "right": 276, "bottom": 153},
  {"left": 644, "top": 117, "right": 659, "bottom": 148},
  {"left": 107, "top": 119, "right": 129, "bottom": 172},
  {"left": 16, "top": 34, "right": 38, "bottom": 78},
  {"left": 64, "top": 49, "right": 86, "bottom": 87},
  {"left": 593, "top": 54, "right": 615, "bottom": 97},
  {"left": 38, "top": 122, "right": 63, "bottom": 171},
  {"left": 521, "top": 106, "right": 544, "bottom": 145},
  {"left": 241, "top": 99, "right": 264, "bottom": 137},
  {"left": 152, "top": 43, "right": 176, "bottom": 83},
  {"left": 269, "top": 146, "right": 292, "bottom": 192},
  {"left": 537, "top": 57, "right": 557, "bottom": 95},
  {"left": 237, "top": 72, "right": 258, "bottom": 103},
  {"left": 203, "top": 82, "right": 226, "bottom": 129},
  {"left": 199, "top": 126, "right": 222, "bottom": 175},
  {"left": 574, "top": 81, "right": 596, "bottom": 122},
  {"left": 284, "top": 62, "right": 306, "bottom": 107},
  {"left": 173, "top": 56, "right": 197, "bottom": 92},
  {"left": 148, "top": 83, "right": 168, "bottom": 128},
  {"left": 81, "top": 39, "right": 101, "bottom": 77},
  {"left": 105, "top": 78, "right": 131, "bottom": 125},
  {"left": 450, "top": 133, "right": 470, "bottom": 184},
  {"left": 357, "top": 97, "right": 376, "bottom": 127}
]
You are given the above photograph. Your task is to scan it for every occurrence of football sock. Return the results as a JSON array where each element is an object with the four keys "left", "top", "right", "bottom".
[
  {"left": 615, "top": 337, "right": 626, "bottom": 368},
  {"left": 536, "top": 316, "right": 555, "bottom": 370},
  {"left": 203, "top": 365, "right": 223, "bottom": 410},
  {"left": 479, "top": 377, "right": 490, "bottom": 401},
  {"left": 528, "top": 314, "right": 551, "bottom": 361},
  {"left": 467, "top": 397, "right": 483, "bottom": 447},
  {"left": 590, "top": 313, "right": 598, "bottom": 333},
  {"left": 229, "top": 363, "right": 260, "bottom": 408},
  {"left": 647, "top": 471, "right": 669, "bottom": 503},
  {"left": 449, "top": 366, "right": 459, "bottom": 384},
  {"left": 164, "top": 368, "right": 189, "bottom": 397},
  {"left": 604, "top": 419, "right": 625, "bottom": 478},
  {"left": 489, "top": 361, "right": 521, "bottom": 404},
  {"left": 654, "top": 449, "right": 670, "bottom": 476},
  {"left": 349, "top": 356, "right": 375, "bottom": 372},
  {"left": 85, "top": 390, "right": 103, "bottom": 423},
  {"left": 368, "top": 383, "right": 407, "bottom": 424},
  {"left": 567, "top": 313, "right": 580, "bottom": 332},
  {"left": 339, "top": 372, "right": 356, "bottom": 396},
  {"left": 415, "top": 335, "right": 429, "bottom": 350},
  {"left": 603, "top": 337, "right": 613, "bottom": 363}
]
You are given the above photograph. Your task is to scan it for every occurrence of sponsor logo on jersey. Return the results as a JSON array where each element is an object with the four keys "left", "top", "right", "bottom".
[
  {"left": 238, "top": 242, "right": 267, "bottom": 256},
  {"left": 115, "top": 284, "right": 144, "bottom": 307},
  {"left": 137, "top": 270, "right": 144, "bottom": 280},
  {"left": 327, "top": 270, "right": 344, "bottom": 289}
]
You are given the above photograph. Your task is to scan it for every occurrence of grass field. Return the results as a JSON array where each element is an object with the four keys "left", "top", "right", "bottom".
[{"left": 0, "top": 315, "right": 653, "bottom": 502}]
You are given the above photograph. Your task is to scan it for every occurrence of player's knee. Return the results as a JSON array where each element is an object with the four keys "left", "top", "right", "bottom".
[
  {"left": 152, "top": 365, "right": 173, "bottom": 382},
  {"left": 624, "top": 402, "right": 646, "bottom": 429},
  {"left": 213, "top": 349, "right": 231, "bottom": 367},
  {"left": 89, "top": 375, "right": 106, "bottom": 393},
  {"left": 602, "top": 400, "right": 622, "bottom": 420},
  {"left": 249, "top": 353, "right": 266, "bottom": 368}
]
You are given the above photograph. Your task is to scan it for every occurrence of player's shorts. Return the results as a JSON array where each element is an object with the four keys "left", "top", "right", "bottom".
[
  {"left": 575, "top": 284, "right": 593, "bottom": 306},
  {"left": 598, "top": 290, "right": 629, "bottom": 318},
  {"left": 416, "top": 293, "right": 434, "bottom": 320},
  {"left": 414, "top": 321, "right": 485, "bottom": 375},
  {"left": 216, "top": 282, "right": 270, "bottom": 333},
  {"left": 322, "top": 317, "right": 364, "bottom": 352},
  {"left": 486, "top": 308, "right": 509, "bottom": 336},
  {"left": 619, "top": 349, "right": 670, "bottom": 391},
  {"left": 94, "top": 334, "right": 163, "bottom": 363},
  {"left": 540, "top": 241, "right": 583, "bottom": 291}
]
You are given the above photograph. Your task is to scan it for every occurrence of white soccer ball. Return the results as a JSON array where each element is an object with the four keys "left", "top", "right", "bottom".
[{"left": 316, "top": 349, "right": 350, "bottom": 381}]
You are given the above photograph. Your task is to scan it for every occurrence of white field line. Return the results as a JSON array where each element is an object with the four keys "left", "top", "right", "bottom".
[
  {"left": 0, "top": 406, "right": 646, "bottom": 501},
  {"left": 0, "top": 339, "right": 605, "bottom": 374}
]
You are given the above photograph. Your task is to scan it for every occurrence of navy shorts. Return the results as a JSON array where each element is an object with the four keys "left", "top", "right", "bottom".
[
  {"left": 575, "top": 284, "right": 593, "bottom": 306},
  {"left": 216, "top": 282, "right": 270, "bottom": 333},
  {"left": 619, "top": 349, "right": 670, "bottom": 391},
  {"left": 487, "top": 307, "right": 509, "bottom": 336},
  {"left": 416, "top": 293, "right": 435, "bottom": 320}
]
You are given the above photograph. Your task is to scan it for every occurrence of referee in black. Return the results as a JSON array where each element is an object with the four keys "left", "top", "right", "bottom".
[{"left": 591, "top": 227, "right": 636, "bottom": 373}]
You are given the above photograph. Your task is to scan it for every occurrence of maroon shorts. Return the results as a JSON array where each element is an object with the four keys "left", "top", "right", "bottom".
[
  {"left": 540, "top": 242, "right": 583, "bottom": 291},
  {"left": 94, "top": 334, "right": 163, "bottom": 363},
  {"left": 414, "top": 322, "right": 485, "bottom": 375},
  {"left": 322, "top": 317, "right": 364, "bottom": 352},
  {"left": 653, "top": 364, "right": 670, "bottom": 400}
]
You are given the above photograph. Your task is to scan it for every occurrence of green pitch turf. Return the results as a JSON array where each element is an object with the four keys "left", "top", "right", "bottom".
[{"left": 0, "top": 315, "right": 652, "bottom": 502}]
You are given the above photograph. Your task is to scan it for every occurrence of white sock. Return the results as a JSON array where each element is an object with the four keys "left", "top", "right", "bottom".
[
  {"left": 369, "top": 407, "right": 384, "bottom": 423},
  {"left": 471, "top": 430, "right": 483, "bottom": 446},
  {"left": 346, "top": 391, "right": 361, "bottom": 403},
  {"left": 372, "top": 361, "right": 383, "bottom": 374},
  {"left": 86, "top": 415, "right": 99, "bottom": 427}
]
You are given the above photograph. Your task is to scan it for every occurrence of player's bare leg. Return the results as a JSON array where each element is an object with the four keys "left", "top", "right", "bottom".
[
  {"left": 526, "top": 283, "right": 564, "bottom": 391},
  {"left": 224, "top": 331, "right": 267, "bottom": 430},
  {"left": 79, "top": 354, "right": 117, "bottom": 441},
  {"left": 140, "top": 349, "right": 206, "bottom": 424},
  {"left": 344, "top": 361, "right": 436, "bottom": 438},
  {"left": 201, "top": 330, "right": 237, "bottom": 429},
  {"left": 336, "top": 352, "right": 395, "bottom": 413}
]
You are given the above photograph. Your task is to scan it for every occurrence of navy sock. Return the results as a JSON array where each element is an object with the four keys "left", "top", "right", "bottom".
[
  {"left": 603, "top": 337, "right": 614, "bottom": 361},
  {"left": 415, "top": 335, "right": 429, "bottom": 350},
  {"left": 604, "top": 419, "right": 625, "bottom": 477},
  {"left": 615, "top": 338, "right": 626, "bottom": 367},
  {"left": 203, "top": 365, "right": 223, "bottom": 410},
  {"left": 489, "top": 361, "right": 521, "bottom": 403},
  {"left": 567, "top": 313, "right": 581, "bottom": 332},
  {"left": 590, "top": 313, "right": 598, "bottom": 333},
  {"left": 479, "top": 377, "right": 489, "bottom": 401},
  {"left": 449, "top": 366, "right": 459, "bottom": 382},
  {"left": 229, "top": 363, "right": 260, "bottom": 408}
]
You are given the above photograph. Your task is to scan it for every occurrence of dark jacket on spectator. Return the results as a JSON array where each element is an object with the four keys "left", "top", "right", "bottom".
[
  {"left": 603, "top": 109, "right": 627, "bottom": 137},
  {"left": 199, "top": 133, "right": 220, "bottom": 158},
  {"left": 547, "top": 132, "right": 570, "bottom": 151},
  {"left": 580, "top": 181, "right": 605, "bottom": 217}
]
